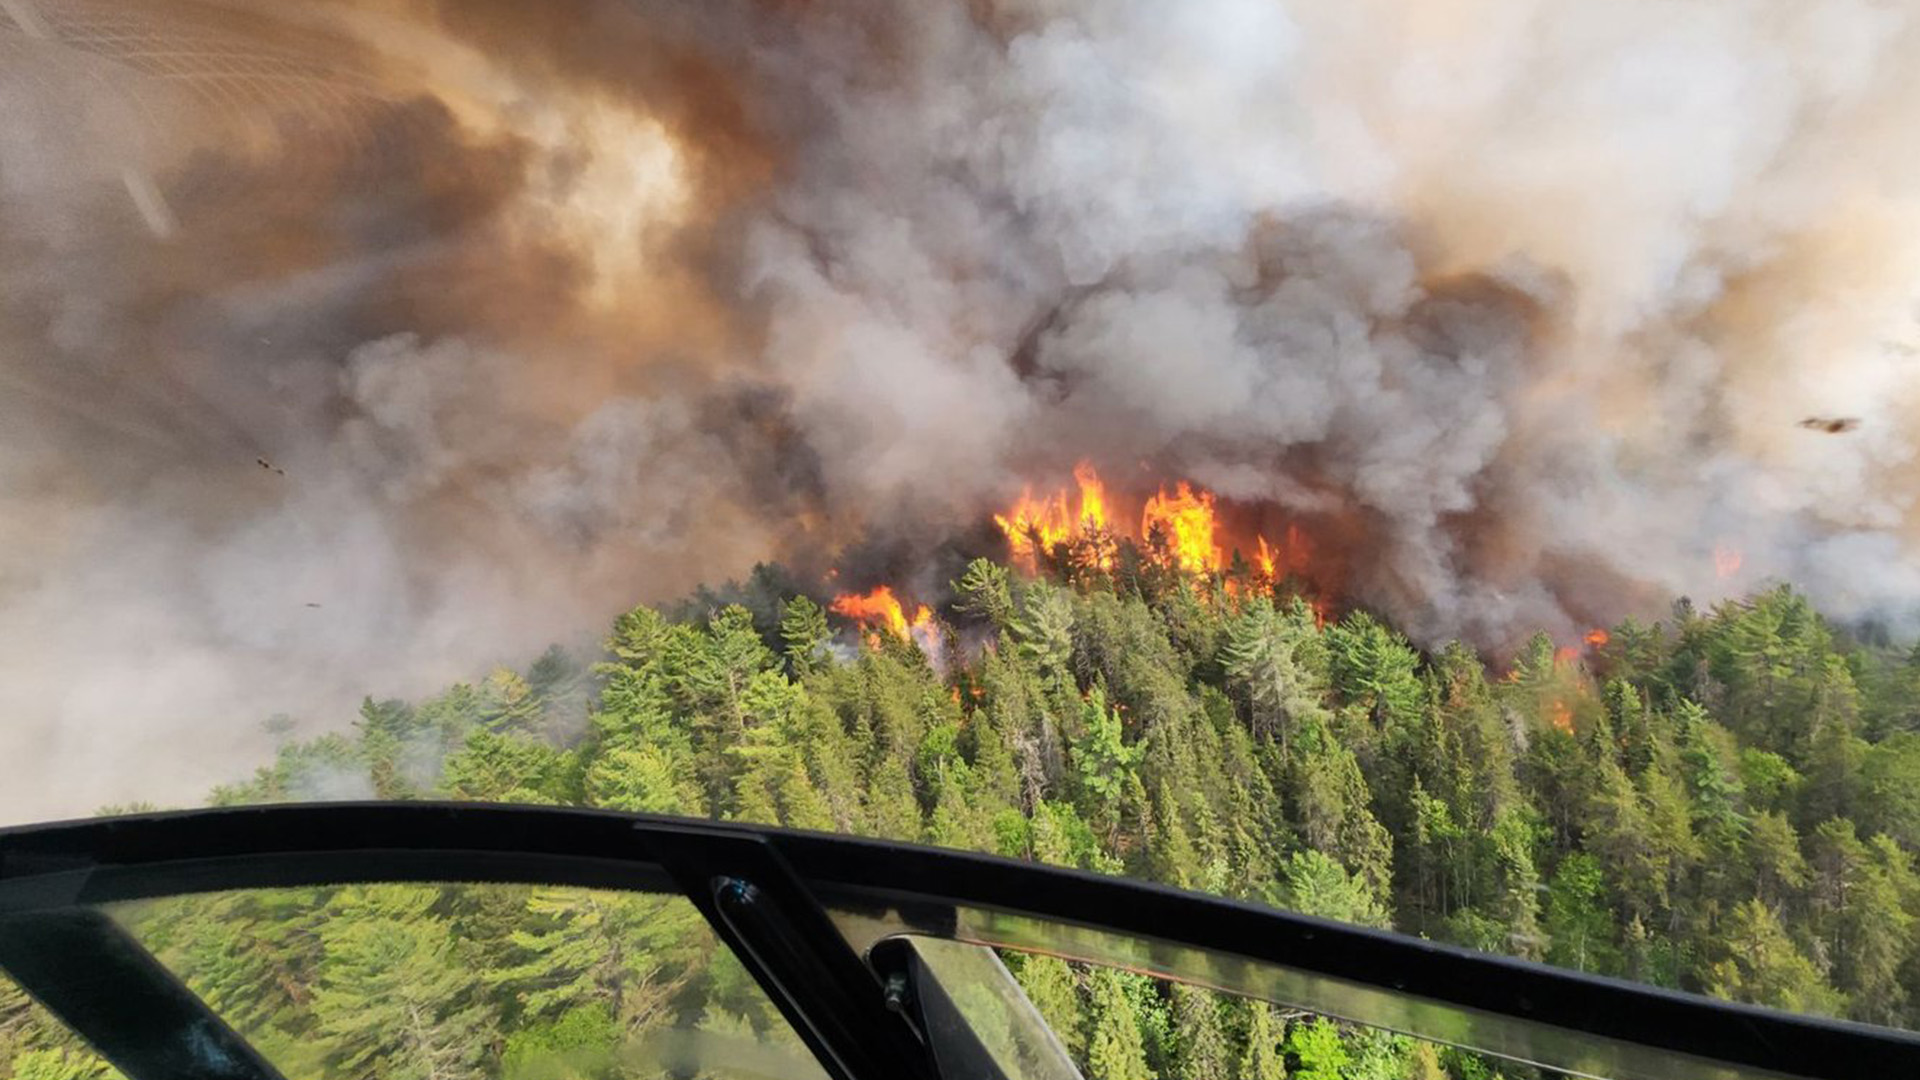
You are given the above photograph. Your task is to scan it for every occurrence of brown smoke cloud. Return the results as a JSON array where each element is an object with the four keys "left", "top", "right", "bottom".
[{"left": 5, "top": 0, "right": 1920, "bottom": 820}]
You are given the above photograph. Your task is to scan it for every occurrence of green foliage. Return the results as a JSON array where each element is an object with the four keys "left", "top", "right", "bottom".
[
  {"left": 1545, "top": 853, "right": 1620, "bottom": 975},
  {"left": 442, "top": 729, "right": 571, "bottom": 805},
  {"left": 489, "top": 889, "right": 704, "bottom": 1030},
  {"left": 8, "top": 1050, "right": 118, "bottom": 1080},
  {"left": 1011, "top": 954, "right": 1085, "bottom": 1062},
  {"left": 953, "top": 558, "right": 1016, "bottom": 629},
  {"left": 1279, "top": 849, "right": 1390, "bottom": 928},
  {"left": 1073, "top": 685, "right": 1146, "bottom": 839},
  {"left": 312, "top": 886, "right": 500, "bottom": 1080},
  {"left": 1221, "top": 598, "right": 1327, "bottom": 745},
  {"left": 1011, "top": 580, "right": 1077, "bottom": 684},
  {"left": 160, "top": 561, "right": 1920, "bottom": 1073},
  {"left": 779, "top": 596, "right": 832, "bottom": 679},
  {"left": 1704, "top": 898, "right": 1845, "bottom": 1016},
  {"left": 499, "top": 1002, "right": 617, "bottom": 1080},
  {"left": 1285, "top": 1017, "right": 1350, "bottom": 1080},
  {"left": 1085, "top": 967, "right": 1156, "bottom": 1080},
  {"left": 1169, "top": 986, "right": 1232, "bottom": 1080},
  {"left": 1237, "top": 1002, "right": 1287, "bottom": 1080}
]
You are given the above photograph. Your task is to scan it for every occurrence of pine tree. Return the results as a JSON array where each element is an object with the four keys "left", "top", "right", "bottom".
[
  {"left": 355, "top": 698, "right": 427, "bottom": 799},
  {"left": 479, "top": 669, "right": 545, "bottom": 736},
  {"left": 1860, "top": 733, "right": 1920, "bottom": 850},
  {"left": 680, "top": 606, "right": 779, "bottom": 810},
  {"left": 779, "top": 596, "right": 832, "bottom": 679},
  {"left": 312, "top": 886, "right": 499, "bottom": 1080},
  {"left": 1545, "top": 853, "right": 1620, "bottom": 975},
  {"left": 1085, "top": 967, "right": 1155, "bottom": 1080},
  {"left": 1325, "top": 611, "right": 1425, "bottom": 735},
  {"left": 1237, "top": 1002, "right": 1287, "bottom": 1080},
  {"left": 1704, "top": 899, "right": 1844, "bottom": 1016},
  {"left": 1221, "top": 599, "right": 1327, "bottom": 748},
  {"left": 1807, "top": 820, "right": 1917, "bottom": 1023},
  {"left": 441, "top": 729, "right": 569, "bottom": 804},
  {"left": 1073, "top": 685, "right": 1146, "bottom": 843},
  {"left": 1285, "top": 1017, "right": 1350, "bottom": 1080},
  {"left": 1011, "top": 581, "right": 1076, "bottom": 690},
  {"left": 1011, "top": 955, "right": 1085, "bottom": 1063},
  {"left": 1279, "top": 849, "right": 1390, "bottom": 928},
  {"left": 865, "top": 755, "right": 923, "bottom": 841},
  {"left": 165, "top": 888, "right": 328, "bottom": 1037},
  {"left": 1286, "top": 717, "right": 1393, "bottom": 903},
  {"left": 9, "top": 1049, "right": 118, "bottom": 1080},
  {"left": 1168, "top": 986, "right": 1231, "bottom": 1080},
  {"left": 488, "top": 888, "right": 705, "bottom": 1032},
  {"left": 1745, "top": 810, "right": 1810, "bottom": 909},
  {"left": 953, "top": 558, "right": 1016, "bottom": 629}
]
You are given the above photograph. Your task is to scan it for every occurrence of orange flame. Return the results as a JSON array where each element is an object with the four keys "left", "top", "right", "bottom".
[
  {"left": 994, "top": 488, "right": 1070, "bottom": 566},
  {"left": 1714, "top": 544, "right": 1743, "bottom": 580},
  {"left": 1073, "top": 461, "right": 1108, "bottom": 530},
  {"left": 1584, "top": 628, "right": 1609, "bottom": 648},
  {"left": 1549, "top": 699, "right": 1575, "bottom": 735},
  {"left": 993, "top": 464, "right": 1324, "bottom": 586},
  {"left": 831, "top": 586, "right": 937, "bottom": 648},
  {"left": 1142, "top": 481, "right": 1221, "bottom": 573},
  {"left": 995, "top": 461, "right": 1113, "bottom": 567},
  {"left": 908, "top": 603, "right": 937, "bottom": 653},
  {"left": 831, "top": 586, "right": 910, "bottom": 639}
]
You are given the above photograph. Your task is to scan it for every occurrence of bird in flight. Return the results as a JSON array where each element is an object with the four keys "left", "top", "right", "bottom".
[{"left": 1799, "top": 417, "right": 1861, "bottom": 434}]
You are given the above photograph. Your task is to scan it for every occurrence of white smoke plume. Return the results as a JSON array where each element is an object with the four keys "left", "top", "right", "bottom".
[{"left": 4, "top": 0, "right": 1920, "bottom": 819}]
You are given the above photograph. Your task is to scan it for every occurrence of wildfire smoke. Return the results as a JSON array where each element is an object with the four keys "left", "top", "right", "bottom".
[{"left": 8, "top": 0, "right": 1920, "bottom": 817}]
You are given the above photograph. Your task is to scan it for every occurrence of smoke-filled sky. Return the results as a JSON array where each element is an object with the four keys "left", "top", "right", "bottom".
[{"left": 5, "top": 0, "right": 1920, "bottom": 820}]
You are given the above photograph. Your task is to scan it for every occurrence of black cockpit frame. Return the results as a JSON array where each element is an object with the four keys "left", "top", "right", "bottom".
[{"left": 2, "top": 802, "right": 1917, "bottom": 1080}]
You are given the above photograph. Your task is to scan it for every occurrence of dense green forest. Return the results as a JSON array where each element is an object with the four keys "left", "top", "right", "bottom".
[{"left": 9, "top": 537, "right": 1920, "bottom": 1080}]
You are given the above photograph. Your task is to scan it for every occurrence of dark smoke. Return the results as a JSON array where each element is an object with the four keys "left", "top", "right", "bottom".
[{"left": 5, "top": 0, "right": 1920, "bottom": 818}]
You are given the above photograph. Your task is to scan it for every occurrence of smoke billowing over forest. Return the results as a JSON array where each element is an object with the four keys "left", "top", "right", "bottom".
[{"left": 7, "top": 0, "right": 1920, "bottom": 817}]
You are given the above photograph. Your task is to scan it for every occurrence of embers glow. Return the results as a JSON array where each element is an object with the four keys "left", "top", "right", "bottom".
[{"left": 1714, "top": 545, "right": 1744, "bottom": 581}]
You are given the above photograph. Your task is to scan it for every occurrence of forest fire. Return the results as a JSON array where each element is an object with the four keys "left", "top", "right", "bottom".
[
  {"left": 1141, "top": 482, "right": 1221, "bottom": 573},
  {"left": 829, "top": 586, "right": 930, "bottom": 642},
  {"left": 994, "top": 462, "right": 1111, "bottom": 569},
  {"left": 843, "top": 464, "right": 1347, "bottom": 654},
  {"left": 992, "top": 461, "right": 1326, "bottom": 591}
]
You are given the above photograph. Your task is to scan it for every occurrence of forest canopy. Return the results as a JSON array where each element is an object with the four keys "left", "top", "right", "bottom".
[{"left": 10, "top": 539, "right": 1920, "bottom": 1080}]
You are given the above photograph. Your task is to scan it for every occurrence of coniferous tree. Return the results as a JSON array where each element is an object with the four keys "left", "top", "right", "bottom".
[
  {"left": 312, "top": 886, "right": 499, "bottom": 1080},
  {"left": 778, "top": 596, "right": 832, "bottom": 679},
  {"left": 1285, "top": 1017, "right": 1350, "bottom": 1080},
  {"left": 1084, "top": 968, "right": 1155, "bottom": 1080},
  {"left": 1168, "top": 986, "right": 1231, "bottom": 1080},
  {"left": 488, "top": 889, "right": 704, "bottom": 1032},
  {"left": 953, "top": 558, "right": 1016, "bottom": 630},
  {"left": 1704, "top": 899, "right": 1845, "bottom": 1016},
  {"left": 1011, "top": 956, "right": 1085, "bottom": 1063},
  {"left": 1545, "top": 853, "right": 1620, "bottom": 975},
  {"left": 1237, "top": 1002, "right": 1287, "bottom": 1080}
]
